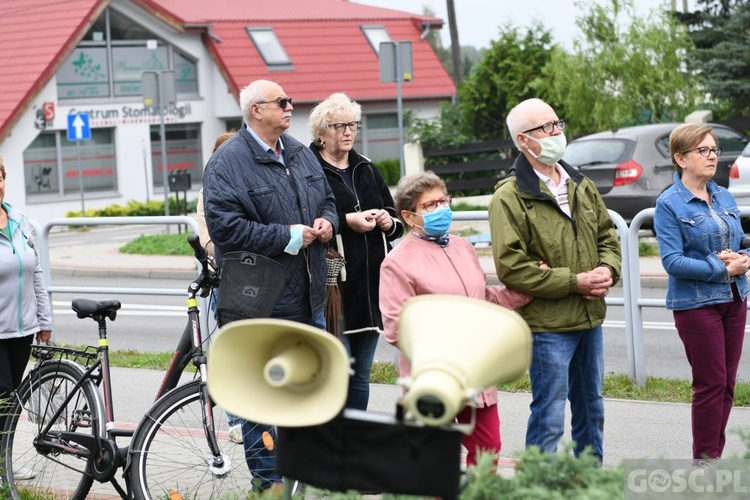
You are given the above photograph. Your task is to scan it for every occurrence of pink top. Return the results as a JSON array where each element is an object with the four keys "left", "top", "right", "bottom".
[{"left": 379, "top": 233, "right": 531, "bottom": 407}]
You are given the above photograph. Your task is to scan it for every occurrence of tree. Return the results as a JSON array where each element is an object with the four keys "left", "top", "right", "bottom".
[
  {"left": 545, "top": 0, "right": 701, "bottom": 136},
  {"left": 457, "top": 22, "right": 560, "bottom": 141},
  {"left": 675, "top": 0, "right": 750, "bottom": 118}
]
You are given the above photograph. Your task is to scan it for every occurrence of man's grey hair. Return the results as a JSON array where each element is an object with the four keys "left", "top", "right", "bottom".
[
  {"left": 506, "top": 98, "right": 549, "bottom": 151},
  {"left": 308, "top": 93, "right": 362, "bottom": 148},
  {"left": 239, "top": 80, "right": 271, "bottom": 123}
]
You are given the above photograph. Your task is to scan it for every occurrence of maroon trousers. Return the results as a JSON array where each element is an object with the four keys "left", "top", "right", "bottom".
[
  {"left": 673, "top": 286, "right": 746, "bottom": 460},
  {"left": 456, "top": 403, "right": 501, "bottom": 467}
]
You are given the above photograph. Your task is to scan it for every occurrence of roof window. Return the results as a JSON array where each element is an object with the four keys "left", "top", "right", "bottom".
[
  {"left": 246, "top": 27, "right": 293, "bottom": 68},
  {"left": 361, "top": 26, "right": 391, "bottom": 54}
]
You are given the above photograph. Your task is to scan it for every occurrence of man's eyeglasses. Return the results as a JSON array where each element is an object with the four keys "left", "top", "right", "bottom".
[
  {"left": 415, "top": 195, "right": 453, "bottom": 213},
  {"left": 256, "top": 97, "right": 293, "bottom": 110},
  {"left": 328, "top": 121, "right": 361, "bottom": 133},
  {"left": 522, "top": 119, "right": 566, "bottom": 135},
  {"left": 681, "top": 146, "right": 722, "bottom": 158}
]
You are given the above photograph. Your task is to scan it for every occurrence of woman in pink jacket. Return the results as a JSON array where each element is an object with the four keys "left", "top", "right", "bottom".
[{"left": 380, "top": 171, "right": 532, "bottom": 467}]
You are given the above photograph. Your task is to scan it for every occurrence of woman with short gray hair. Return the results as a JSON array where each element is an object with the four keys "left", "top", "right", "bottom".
[{"left": 309, "top": 93, "right": 403, "bottom": 410}]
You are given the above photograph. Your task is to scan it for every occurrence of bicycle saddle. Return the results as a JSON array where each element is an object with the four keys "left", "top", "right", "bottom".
[{"left": 72, "top": 298, "right": 122, "bottom": 320}]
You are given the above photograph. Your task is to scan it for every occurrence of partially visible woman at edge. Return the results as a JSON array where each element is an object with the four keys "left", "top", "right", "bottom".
[
  {"left": 654, "top": 123, "right": 750, "bottom": 464},
  {"left": 196, "top": 130, "right": 241, "bottom": 443},
  {"left": 309, "top": 93, "right": 404, "bottom": 410},
  {"left": 0, "top": 154, "right": 53, "bottom": 435},
  {"left": 379, "top": 171, "right": 532, "bottom": 467}
]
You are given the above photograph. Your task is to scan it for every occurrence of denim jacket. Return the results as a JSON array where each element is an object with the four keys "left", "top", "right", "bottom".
[{"left": 654, "top": 173, "right": 749, "bottom": 310}]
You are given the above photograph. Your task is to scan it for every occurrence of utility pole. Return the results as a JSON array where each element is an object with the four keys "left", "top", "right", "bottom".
[{"left": 446, "top": 0, "right": 462, "bottom": 87}]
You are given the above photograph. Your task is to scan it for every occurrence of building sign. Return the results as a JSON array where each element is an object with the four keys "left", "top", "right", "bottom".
[
  {"left": 43, "top": 102, "right": 56, "bottom": 121},
  {"left": 67, "top": 104, "right": 193, "bottom": 127}
]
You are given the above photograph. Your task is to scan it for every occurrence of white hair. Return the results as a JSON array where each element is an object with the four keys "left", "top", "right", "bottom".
[
  {"left": 506, "top": 98, "right": 550, "bottom": 151},
  {"left": 308, "top": 93, "right": 362, "bottom": 148},
  {"left": 239, "top": 80, "right": 274, "bottom": 123}
]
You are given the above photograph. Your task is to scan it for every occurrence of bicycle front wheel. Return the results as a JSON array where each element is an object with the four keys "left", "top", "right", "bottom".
[
  {"left": 1, "top": 360, "right": 103, "bottom": 499},
  {"left": 130, "top": 379, "right": 255, "bottom": 499}
]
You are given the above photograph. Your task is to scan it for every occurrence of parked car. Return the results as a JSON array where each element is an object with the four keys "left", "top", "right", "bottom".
[
  {"left": 563, "top": 123, "right": 748, "bottom": 224},
  {"left": 728, "top": 140, "right": 750, "bottom": 210}
]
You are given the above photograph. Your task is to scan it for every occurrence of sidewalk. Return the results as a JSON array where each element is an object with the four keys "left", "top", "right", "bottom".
[{"left": 48, "top": 235, "right": 670, "bottom": 285}]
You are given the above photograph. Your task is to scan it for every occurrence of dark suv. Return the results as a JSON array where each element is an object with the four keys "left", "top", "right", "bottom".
[{"left": 563, "top": 123, "right": 748, "bottom": 222}]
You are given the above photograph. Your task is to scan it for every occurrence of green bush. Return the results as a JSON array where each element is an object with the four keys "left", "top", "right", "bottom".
[
  {"left": 374, "top": 159, "right": 400, "bottom": 186},
  {"left": 66, "top": 198, "right": 198, "bottom": 218},
  {"left": 460, "top": 446, "right": 623, "bottom": 499}
]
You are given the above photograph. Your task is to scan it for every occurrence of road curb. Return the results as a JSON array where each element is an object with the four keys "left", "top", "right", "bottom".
[{"left": 51, "top": 266, "right": 196, "bottom": 281}]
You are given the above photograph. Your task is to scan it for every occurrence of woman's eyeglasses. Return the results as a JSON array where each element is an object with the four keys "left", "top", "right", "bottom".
[
  {"left": 415, "top": 195, "right": 453, "bottom": 212},
  {"left": 522, "top": 119, "right": 566, "bottom": 135},
  {"left": 328, "top": 121, "right": 361, "bottom": 133},
  {"left": 256, "top": 97, "right": 293, "bottom": 110},
  {"left": 681, "top": 146, "right": 722, "bottom": 158}
]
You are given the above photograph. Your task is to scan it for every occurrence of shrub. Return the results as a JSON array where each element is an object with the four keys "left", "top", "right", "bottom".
[
  {"left": 460, "top": 445, "right": 623, "bottom": 499},
  {"left": 374, "top": 159, "right": 400, "bottom": 186},
  {"left": 66, "top": 198, "right": 198, "bottom": 218}
]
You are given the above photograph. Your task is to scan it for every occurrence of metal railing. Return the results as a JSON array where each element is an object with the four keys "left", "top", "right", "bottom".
[{"left": 37, "top": 216, "right": 208, "bottom": 333}]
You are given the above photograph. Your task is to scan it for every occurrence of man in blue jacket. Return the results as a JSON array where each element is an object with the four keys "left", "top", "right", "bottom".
[{"left": 203, "top": 79, "right": 338, "bottom": 492}]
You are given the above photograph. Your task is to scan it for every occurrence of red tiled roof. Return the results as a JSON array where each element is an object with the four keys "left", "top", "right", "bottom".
[
  {"left": 136, "top": 0, "right": 455, "bottom": 103},
  {"left": 0, "top": 0, "right": 454, "bottom": 144},
  {"left": 0, "top": 0, "right": 106, "bottom": 143},
  {"left": 139, "top": 0, "right": 437, "bottom": 23}
]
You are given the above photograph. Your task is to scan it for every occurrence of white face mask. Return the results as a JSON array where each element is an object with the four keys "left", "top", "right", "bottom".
[{"left": 524, "top": 133, "right": 567, "bottom": 167}]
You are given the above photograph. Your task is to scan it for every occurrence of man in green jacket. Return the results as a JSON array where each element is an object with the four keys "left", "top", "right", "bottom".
[{"left": 488, "top": 98, "right": 621, "bottom": 462}]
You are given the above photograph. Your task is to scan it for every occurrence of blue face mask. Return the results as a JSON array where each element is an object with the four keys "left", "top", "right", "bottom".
[{"left": 416, "top": 206, "right": 453, "bottom": 237}]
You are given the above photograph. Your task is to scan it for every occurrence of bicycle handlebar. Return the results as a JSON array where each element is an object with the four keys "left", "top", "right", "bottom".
[
  {"left": 186, "top": 233, "right": 218, "bottom": 299},
  {"left": 188, "top": 233, "right": 208, "bottom": 266}
]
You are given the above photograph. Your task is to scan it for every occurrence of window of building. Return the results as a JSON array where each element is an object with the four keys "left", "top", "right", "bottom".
[
  {"left": 23, "top": 129, "right": 117, "bottom": 199},
  {"left": 362, "top": 113, "right": 400, "bottom": 162},
  {"left": 362, "top": 26, "right": 391, "bottom": 54},
  {"left": 57, "top": 8, "right": 198, "bottom": 100},
  {"left": 246, "top": 28, "right": 293, "bottom": 68},
  {"left": 150, "top": 123, "right": 203, "bottom": 189}
]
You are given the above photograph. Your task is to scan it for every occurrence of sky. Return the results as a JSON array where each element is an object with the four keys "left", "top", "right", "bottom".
[{"left": 352, "top": 0, "right": 697, "bottom": 50}]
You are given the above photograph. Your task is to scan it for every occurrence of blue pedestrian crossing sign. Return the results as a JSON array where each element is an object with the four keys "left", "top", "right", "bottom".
[{"left": 67, "top": 113, "right": 91, "bottom": 141}]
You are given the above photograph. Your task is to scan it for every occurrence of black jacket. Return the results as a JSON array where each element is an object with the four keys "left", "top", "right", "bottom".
[
  {"left": 313, "top": 146, "right": 404, "bottom": 333},
  {"left": 203, "top": 125, "right": 338, "bottom": 322}
]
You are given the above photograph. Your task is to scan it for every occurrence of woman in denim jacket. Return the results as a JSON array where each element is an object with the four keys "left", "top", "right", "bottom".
[{"left": 654, "top": 123, "right": 750, "bottom": 462}]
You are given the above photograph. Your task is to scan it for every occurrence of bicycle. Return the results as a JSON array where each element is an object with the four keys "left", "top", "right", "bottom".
[{"left": 1, "top": 234, "right": 290, "bottom": 499}]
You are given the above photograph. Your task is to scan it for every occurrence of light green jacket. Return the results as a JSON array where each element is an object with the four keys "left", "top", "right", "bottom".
[{"left": 488, "top": 155, "right": 621, "bottom": 333}]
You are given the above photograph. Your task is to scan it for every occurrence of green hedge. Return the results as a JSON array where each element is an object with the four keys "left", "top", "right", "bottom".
[
  {"left": 374, "top": 159, "right": 400, "bottom": 186},
  {"left": 66, "top": 198, "right": 198, "bottom": 218}
]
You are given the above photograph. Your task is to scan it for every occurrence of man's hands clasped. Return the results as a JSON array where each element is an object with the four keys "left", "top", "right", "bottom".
[
  {"left": 300, "top": 218, "right": 334, "bottom": 248},
  {"left": 576, "top": 266, "right": 614, "bottom": 301}
]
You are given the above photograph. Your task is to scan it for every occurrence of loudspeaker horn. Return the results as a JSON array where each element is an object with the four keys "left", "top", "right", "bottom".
[
  {"left": 398, "top": 295, "right": 532, "bottom": 427},
  {"left": 207, "top": 318, "right": 350, "bottom": 427}
]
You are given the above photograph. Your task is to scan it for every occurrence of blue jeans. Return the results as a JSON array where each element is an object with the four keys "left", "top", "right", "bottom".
[
  {"left": 526, "top": 327, "right": 605, "bottom": 461},
  {"left": 340, "top": 330, "right": 380, "bottom": 410},
  {"left": 242, "top": 311, "right": 325, "bottom": 489},
  {"left": 242, "top": 420, "right": 280, "bottom": 491}
]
